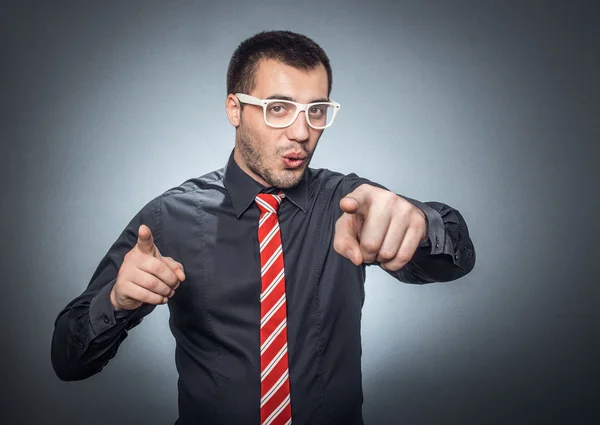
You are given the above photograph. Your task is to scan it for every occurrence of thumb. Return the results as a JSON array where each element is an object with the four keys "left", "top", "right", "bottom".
[
  {"left": 340, "top": 196, "right": 360, "bottom": 214},
  {"left": 136, "top": 224, "right": 157, "bottom": 256},
  {"left": 340, "top": 188, "right": 370, "bottom": 216}
]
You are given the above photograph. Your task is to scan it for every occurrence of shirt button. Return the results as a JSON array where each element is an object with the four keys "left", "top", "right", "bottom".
[{"left": 103, "top": 315, "right": 110, "bottom": 324}]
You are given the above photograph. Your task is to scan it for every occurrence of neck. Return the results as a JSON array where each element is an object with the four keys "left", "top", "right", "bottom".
[{"left": 233, "top": 147, "right": 271, "bottom": 188}]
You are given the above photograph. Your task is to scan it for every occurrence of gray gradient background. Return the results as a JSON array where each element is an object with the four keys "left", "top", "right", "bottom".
[{"left": 2, "top": 1, "right": 599, "bottom": 424}]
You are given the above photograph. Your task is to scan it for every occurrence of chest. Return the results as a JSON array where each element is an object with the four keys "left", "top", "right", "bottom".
[{"left": 157, "top": 192, "right": 365, "bottom": 334}]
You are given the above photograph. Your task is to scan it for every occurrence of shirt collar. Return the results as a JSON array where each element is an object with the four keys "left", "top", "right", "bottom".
[{"left": 223, "top": 149, "right": 308, "bottom": 218}]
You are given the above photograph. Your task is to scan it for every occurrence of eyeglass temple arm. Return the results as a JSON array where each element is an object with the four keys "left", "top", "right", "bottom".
[{"left": 235, "top": 93, "right": 262, "bottom": 106}]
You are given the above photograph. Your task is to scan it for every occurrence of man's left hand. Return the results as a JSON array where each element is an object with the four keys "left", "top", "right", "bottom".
[{"left": 333, "top": 184, "right": 428, "bottom": 271}]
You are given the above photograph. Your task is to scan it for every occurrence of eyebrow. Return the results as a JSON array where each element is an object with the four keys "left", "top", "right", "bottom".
[{"left": 265, "top": 93, "right": 330, "bottom": 103}]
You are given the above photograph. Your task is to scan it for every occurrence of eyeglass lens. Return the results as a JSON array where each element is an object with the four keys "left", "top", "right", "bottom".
[{"left": 265, "top": 101, "right": 335, "bottom": 128}]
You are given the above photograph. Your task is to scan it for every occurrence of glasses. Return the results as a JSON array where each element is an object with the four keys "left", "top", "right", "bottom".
[{"left": 235, "top": 93, "right": 340, "bottom": 129}]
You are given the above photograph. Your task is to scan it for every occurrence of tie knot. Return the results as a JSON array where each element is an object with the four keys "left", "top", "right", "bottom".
[{"left": 255, "top": 192, "right": 284, "bottom": 214}]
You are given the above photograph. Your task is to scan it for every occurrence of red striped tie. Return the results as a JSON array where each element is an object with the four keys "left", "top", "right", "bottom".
[{"left": 255, "top": 192, "right": 293, "bottom": 425}]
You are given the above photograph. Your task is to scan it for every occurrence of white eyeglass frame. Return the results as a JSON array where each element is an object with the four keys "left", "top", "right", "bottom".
[{"left": 235, "top": 93, "right": 341, "bottom": 129}]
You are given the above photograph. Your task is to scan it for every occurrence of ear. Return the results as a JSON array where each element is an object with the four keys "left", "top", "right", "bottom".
[{"left": 225, "top": 94, "right": 241, "bottom": 127}]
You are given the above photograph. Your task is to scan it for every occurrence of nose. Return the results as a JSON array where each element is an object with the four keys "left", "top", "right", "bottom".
[{"left": 286, "top": 110, "right": 310, "bottom": 143}]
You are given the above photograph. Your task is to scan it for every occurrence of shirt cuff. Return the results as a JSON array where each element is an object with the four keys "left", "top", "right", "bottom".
[
  {"left": 89, "top": 279, "right": 141, "bottom": 336},
  {"left": 401, "top": 196, "right": 445, "bottom": 255}
]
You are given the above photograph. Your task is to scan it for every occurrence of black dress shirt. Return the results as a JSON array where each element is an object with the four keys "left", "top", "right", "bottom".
[{"left": 51, "top": 149, "right": 476, "bottom": 425}]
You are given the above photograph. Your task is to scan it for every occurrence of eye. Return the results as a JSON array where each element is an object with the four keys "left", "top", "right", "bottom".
[
  {"left": 309, "top": 105, "right": 325, "bottom": 116},
  {"left": 267, "top": 103, "right": 290, "bottom": 115}
]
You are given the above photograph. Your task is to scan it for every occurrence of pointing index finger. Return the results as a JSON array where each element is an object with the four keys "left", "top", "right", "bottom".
[{"left": 136, "top": 224, "right": 164, "bottom": 260}]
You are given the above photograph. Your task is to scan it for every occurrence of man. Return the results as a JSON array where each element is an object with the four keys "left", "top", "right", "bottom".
[{"left": 51, "top": 30, "right": 475, "bottom": 425}]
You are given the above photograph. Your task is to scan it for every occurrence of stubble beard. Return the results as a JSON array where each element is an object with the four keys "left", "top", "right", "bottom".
[{"left": 237, "top": 123, "right": 313, "bottom": 189}]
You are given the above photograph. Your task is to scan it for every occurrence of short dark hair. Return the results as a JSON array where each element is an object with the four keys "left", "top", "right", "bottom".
[{"left": 226, "top": 30, "right": 333, "bottom": 98}]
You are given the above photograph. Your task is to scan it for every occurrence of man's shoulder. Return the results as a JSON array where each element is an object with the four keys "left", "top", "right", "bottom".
[
  {"left": 307, "top": 166, "right": 347, "bottom": 183},
  {"left": 307, "top": 166, "right": 372, "bottom": 192},
  {"left": 156, "top": 167, "right": 225, "bottom": 199},
  {"left": 151, "top": 166, "right": 227, "bottom": 204}
]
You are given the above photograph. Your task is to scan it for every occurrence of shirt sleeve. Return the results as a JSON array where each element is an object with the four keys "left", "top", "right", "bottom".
[
  {"left": 50, "top": 198, "right": 160, "bottom": 381},
  {"left": 340, "top": 173, "right": 476, "bottom": 284}
]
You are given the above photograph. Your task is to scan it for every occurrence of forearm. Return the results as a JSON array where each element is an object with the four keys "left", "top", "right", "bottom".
[
  {"left": 384, "top": 199, "right": 476, "bottom": 283},
  {"left": 51, "top": 197, "right": 163, "bottom": 380},
  {"left": 51, "top": 280, "right": 148, "bottom": 381}
]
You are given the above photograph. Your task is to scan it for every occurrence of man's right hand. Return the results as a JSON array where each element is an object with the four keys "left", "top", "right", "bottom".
[{"left": 110, "top": 224, "right": 186, "bottom": 311}]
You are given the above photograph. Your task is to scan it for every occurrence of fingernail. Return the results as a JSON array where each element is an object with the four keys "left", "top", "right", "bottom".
[
  {"left": 175, "top": 282, "right": 180, "bottom": 289},
  {"left": 169, "top": 289, "right": 175, "bottom": 298}
]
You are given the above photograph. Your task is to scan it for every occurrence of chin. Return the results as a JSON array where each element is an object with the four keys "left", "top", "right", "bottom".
[{"left": 269, "top": 170, "right": 304, "bottom": 189}]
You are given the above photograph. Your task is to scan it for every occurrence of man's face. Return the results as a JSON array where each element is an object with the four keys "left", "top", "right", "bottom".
[{"left": 232, "top": 59, "right": 329, "bottom": 188}]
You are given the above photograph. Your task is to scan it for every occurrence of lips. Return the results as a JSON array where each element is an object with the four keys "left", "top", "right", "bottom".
[
  {"left": 282, "top": 155, "right": 306, "bottom": 169},
  {"left": 282, "top": 152, "right": 307, "bottom": 160}
]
